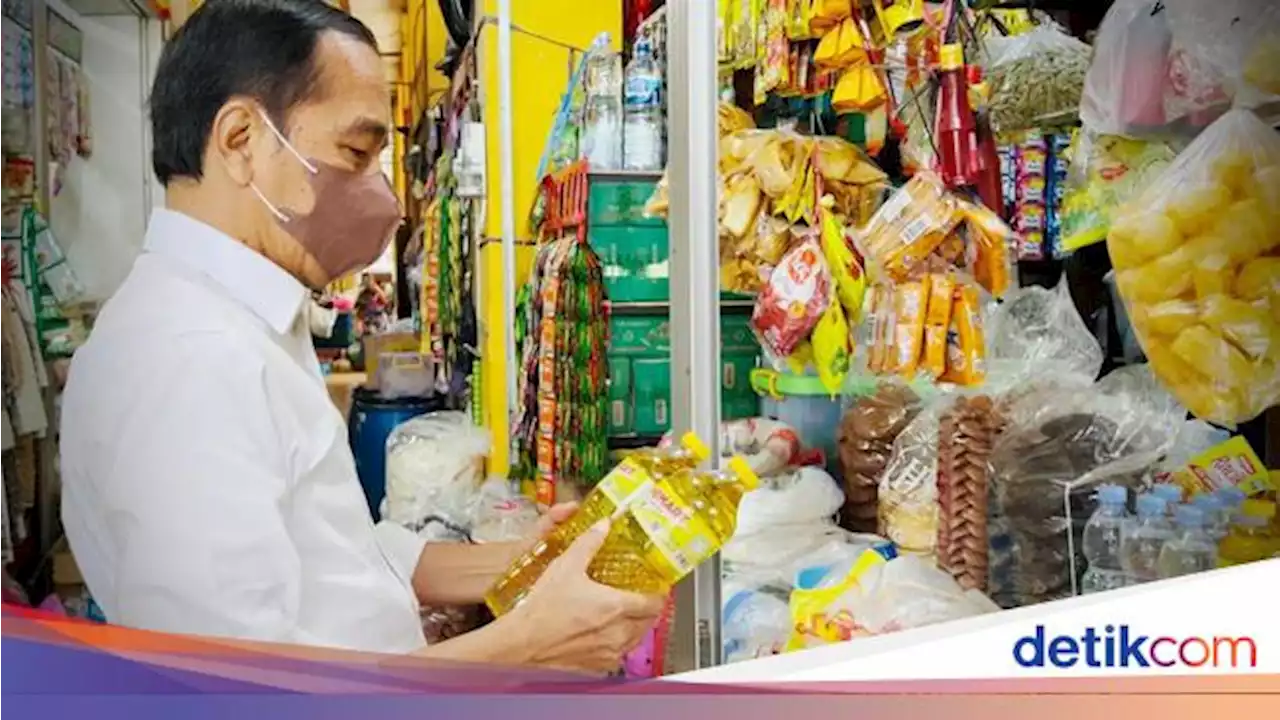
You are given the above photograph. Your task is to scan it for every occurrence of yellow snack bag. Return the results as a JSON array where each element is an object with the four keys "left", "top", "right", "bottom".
[
  {"left": 1141, "top": 299, "right": 1200, "bottom": 337},
  {"left": 1162, "top": 436, "right": 1273, "bottom": 498},
  {"left": 819, "top": 204, "right": 868, "bottom": 320},
  {"left": 865, "top": 284, "right": 891, "bottom": 374},
  {"left": 786, "top": 548, "right": 889, "bottom": 652},
  {"left": 1234, "top": 257, "right": 1280, "bottom": 300},
  {"left": 1169, "top": 324, "right": 1253, "bottom": 390},
  {"left": 1191, "top": 253, "right": 1236, "bottom": 300},
  {"left": 892, "top": 278, "right": 929, "bottom": 377},
  {"left": 941, "top": 284, "right": 985, "bottom": 386},
  {"left": 922, "top": 274, "right": 955, "bottom": 378},
  {"left": 813, "top": 299, "right": 851, "bottom": 394}
]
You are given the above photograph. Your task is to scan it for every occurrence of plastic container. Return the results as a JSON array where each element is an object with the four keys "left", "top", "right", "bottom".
[
  {"left": 1190, "top": 493, "right": 1229, "bottom": 541},
  {"left": 751, "top": 369, "right": 846, "bottom": 479},
  {"left": 348, "top": 389, "right": 441, "bottom": 518},
  {"left": 1217, "top": 499, "right": 1279, "bottom": 567},
  {"left": 1157, "top": 505, "right": 1218, "bottom": 579},
  {"left": 1120, "top": 493, "right": 1174, "bottom": 585},
  {"left": 1150, "top": 482, "right": 1183, "bottom": 510},
  {"left": 1081, "top": 484, "right": 1130, "bottom": 594}
]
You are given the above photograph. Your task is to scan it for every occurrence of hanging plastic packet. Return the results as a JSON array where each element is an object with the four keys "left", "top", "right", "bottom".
[
  {"left": 818, "top": 199, "right": 867, "bottom": 320},
  {"left": 812, "top": 297, "right": 851, "bottom": 395},
  {"left": 940, "top": 283, "right": 985, "bottom": 386},
  {"left": 752, "top": 238, "right": 833, "bottom": 362}
]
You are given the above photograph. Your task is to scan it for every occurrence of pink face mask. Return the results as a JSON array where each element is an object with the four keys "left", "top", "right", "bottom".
[{"left": 251, "top": 112, "right": 402, "bottom": 282}]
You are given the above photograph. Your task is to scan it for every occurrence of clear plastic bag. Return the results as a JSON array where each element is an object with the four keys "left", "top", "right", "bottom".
[
  {"left": 1081, "top": 0, "right": 1280, "bottom": 138},
  {"left": 877, "top": 397, "right": 947, "bottom": 555},
  {"left": 986, "top": 280, "right": 1105, "bottom": 390},
  {"left": 383, "top": 412, "right": 492, "bottom": 530},
  {"left": 465, "top": 478, "right": 541, "bottom": 544},
  {"left": 984, "top": 22, "right": 1091, "bottom": 134},
  {"left": 985, "top": 364, "right": 1180, "bottom": 609},
  {"left": 837, "top": 381, "right": 922, "bottom": 534},
  {"left": 1107, "top": 108, "right": 1280, "bottom": 427}
]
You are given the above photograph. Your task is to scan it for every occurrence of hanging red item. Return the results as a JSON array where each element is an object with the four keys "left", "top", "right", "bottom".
[
  {"left": 967, "top": 66, "right": 1004, "bottom": 213},
  {"left": 934, "top": 43, "right": 981, "bottom": 190},
  {"left": 625, "top": 0, "right": 654, "bottom": 45}
]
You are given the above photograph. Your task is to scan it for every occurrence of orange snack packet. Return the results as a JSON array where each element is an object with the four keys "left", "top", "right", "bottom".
[
  {"left": 866, "top": 284, "right": 888, "bottom": 373},
  {"left": 892, "top": 277, "right": 930, "bottom": 377},
  {"left": 959, "top": 200, "right": 1014, "bottom": 298},
  {"left": 923, "top": 274, "right": 956, "bottom": 378},
  {"left": 941, "top": 283, "right": 985, "bottom": 386},
  {"left": 861, "top": 172, "right": 962, "bottom": 281}
]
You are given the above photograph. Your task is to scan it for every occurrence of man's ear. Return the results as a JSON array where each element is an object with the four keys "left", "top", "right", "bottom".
[{"left": 209, "top": 98, "right": 261, "bottom": 186}]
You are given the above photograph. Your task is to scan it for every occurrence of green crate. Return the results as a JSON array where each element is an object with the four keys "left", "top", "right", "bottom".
[
  {"left": 591, "top": 225, "right": 670, "bottom": 303},
  {"left": 589, "top": 178, "right": 665, "bottom": 227},
  {"left": 632, "top": 358, "right": 672, "bottom": 436},
  {"left": 607, "top": 357, "right": 633, "bottom": 435},
  {"left": 609, "top": 314, "right": 760, "bottom": 358},
  {"left": 723, "top": 393, "right": 761, "bottom": 421}
]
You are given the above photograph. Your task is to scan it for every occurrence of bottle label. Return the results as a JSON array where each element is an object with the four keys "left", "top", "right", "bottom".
[
  {"left": 624, "top": 75, "right": 662, "bottom": 109},
  {"left": 628, "top": 480, "right": 718, "bottom": 577},
  {"left": 597, "top": 458, "right": 656, "bottom": 509}
]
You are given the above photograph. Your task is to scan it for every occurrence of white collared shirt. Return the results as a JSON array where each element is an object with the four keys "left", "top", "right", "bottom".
[{"left": 60, "top": 209, "right": 428, "bottom": 653}]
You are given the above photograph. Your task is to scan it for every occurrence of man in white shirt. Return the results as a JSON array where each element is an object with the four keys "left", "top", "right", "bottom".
[{"left": 60, "top": 0, "right": 661, "bottom": 674}]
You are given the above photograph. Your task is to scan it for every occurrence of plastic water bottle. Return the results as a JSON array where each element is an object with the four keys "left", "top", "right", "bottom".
[
  {"left": 1157, "top": 505, "right": 1218, "bottom": 579},
  {"left": 1081, "top": 484, "right": 1129, "bottom": 594},
  {"left": 622, "top": 38, "right": 664, "bottom": 171},
  {"left": 1120, "top": 493, "right": 1174, "bottom": 585},
  {"left": 1190, "top": 493, "right": 1229, "bottom": 542},
  {"left": 583, "top": 35, "right": 622, "bottom": 170},
  {"left": 1150, "top": 483, "right": 1183, "bottom": 513},
  {"left": 1215, "top": 486, "right": 1247, "bottom": 514}
]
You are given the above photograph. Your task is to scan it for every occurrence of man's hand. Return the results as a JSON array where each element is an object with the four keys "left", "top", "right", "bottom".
[
  {"left": 528, "top": 502, "right": 578, "bottom": 546},
  {"left": 497, "top": 520, "right": 666, "bottom": 674}
]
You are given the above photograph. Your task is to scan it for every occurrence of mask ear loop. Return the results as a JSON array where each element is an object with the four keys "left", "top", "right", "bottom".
[{"left": 250, "top": 109, "right": 320, "bottom": 221}]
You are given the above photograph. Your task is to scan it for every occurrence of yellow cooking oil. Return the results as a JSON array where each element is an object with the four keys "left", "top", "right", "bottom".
[
  {"left": 484, "top": 433, "right": 711, "bottom": 616},
  {"left": 586, "top": 456, "right": 759, "bottom": 595}
]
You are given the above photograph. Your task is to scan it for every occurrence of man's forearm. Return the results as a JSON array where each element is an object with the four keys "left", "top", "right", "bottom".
[
  {"left": 411, "top": 541, "right": 523, "bottom": 605},
  {"left": 410, "top": 612, "right": 533, "bottom": 666}
]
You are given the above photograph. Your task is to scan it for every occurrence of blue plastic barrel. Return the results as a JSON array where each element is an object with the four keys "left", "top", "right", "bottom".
[{"left": 348, "top": 388, "right": 439, "bottom": 519}]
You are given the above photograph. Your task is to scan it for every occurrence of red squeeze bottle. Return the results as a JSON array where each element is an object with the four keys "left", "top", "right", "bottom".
[
  {"left": 968, "top": 66, "right": 1004, "bottom": 214},
  {"left": 934, "top": 43, "right": 981, "bottom": 189}
]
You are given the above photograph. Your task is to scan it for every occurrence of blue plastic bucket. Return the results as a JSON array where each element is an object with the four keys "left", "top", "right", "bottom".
[
  {"left": 348, "top": 388, "right": 440, "bottom": 518},
  {"left": 750, "top": 369, "right": 846, "bottom": 480}
]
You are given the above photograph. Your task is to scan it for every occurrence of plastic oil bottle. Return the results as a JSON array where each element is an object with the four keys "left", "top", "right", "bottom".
[
  {"left": 484, "top": 433, "right": 711, "bottom": 616},
  {"left": 1157, "top": 505, "right": 1218, "bottom": 579},
  {"left": 1217, "top": 499, "right": 1278, "bottom": 568},
  {"left": 586, "top": 456, "right": 760, "bottom": 595}
]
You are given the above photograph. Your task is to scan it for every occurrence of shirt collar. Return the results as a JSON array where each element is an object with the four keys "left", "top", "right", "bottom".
[{"left": 144, "top": 208, "right": 308, "bottom": 335}]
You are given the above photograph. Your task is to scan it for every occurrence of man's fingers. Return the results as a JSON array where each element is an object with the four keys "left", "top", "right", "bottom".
[
  {"left": 545, "top": 502, "right": 579, "bottom": 525},
  {"left": 557, "top": 520, "right": 611, "bottom": 570}
]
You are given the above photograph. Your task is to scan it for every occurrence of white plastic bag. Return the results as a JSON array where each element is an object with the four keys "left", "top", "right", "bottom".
[
  {"left": 1081, "top": 0, "right": 1280, "bottom": 138},
  {"left": 984, "top": 22, "right": 1092, "bottom": 133},
  {"left": 1107, "top": 108, "right": 1280, "bottom": 426},
  {"left": 383, "top": 412, "right": 492, "bottom": 531}
]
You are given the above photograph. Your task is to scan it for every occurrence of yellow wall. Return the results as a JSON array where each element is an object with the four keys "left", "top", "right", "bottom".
[{"left": 476, "top": 3, "right": 620, "bottom": 475}]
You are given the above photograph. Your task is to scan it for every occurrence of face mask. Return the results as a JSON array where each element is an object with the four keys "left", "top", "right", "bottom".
[{"left": 250, "top": 112, "right": 402, "bottom": 282}]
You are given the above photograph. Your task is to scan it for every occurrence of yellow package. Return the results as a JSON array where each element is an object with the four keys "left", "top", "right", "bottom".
[
  {"left": 1163, "top": 436, "right": 1273, "bottom": 498},
  {"left": 959, "top": 200, "right": 1014, "bottom": 298},
  {"left": 861, "top": 172, "right": 960, "bottom": 282},
  {"left": 813, "top": 299, "right": 851, "bottom": 394},
  {"left": 1170, "top": 324, "right": 1254, "bottom": 387},
  {"left": 787, "top": 340, "right": 816, "bottom": 375},
  {"left": 892, "top": 278, "right": 929, "bottom": 377},
  {"left": 819, "top": 204, "right": 867, "bottom": 320},
  {"left": 865, "top": 284, "right": 890, "bottom": 373},
  {"left": 786, "top": 548, "right": 889, "bottom": 652},
  {"left": 1139, "top": 299, "right": 1200, "bottom": 337},
  {"left": 941, "top": 284, "right": 985, "bottom": 386},
  {"left": 1234, "top": 257, "right": 1280, "bottom": 300},
  {"left": 1192, "top": 253, "right": 1236, "bottom": 301},
  {"left": 922, "top": 274, "right": 955, "bottom": 378}
]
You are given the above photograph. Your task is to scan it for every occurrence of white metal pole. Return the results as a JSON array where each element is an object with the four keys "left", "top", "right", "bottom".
[
  {"left": 665, "top": 0, "right": 722, "bottom": 671},
  {"left": 497, "top": 1, "right": 518, "bottom": 435}
]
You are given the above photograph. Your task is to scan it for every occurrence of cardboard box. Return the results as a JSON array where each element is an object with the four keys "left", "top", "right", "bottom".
[{"left": 361, "top": 331, "right": 418, "bottom": 388}]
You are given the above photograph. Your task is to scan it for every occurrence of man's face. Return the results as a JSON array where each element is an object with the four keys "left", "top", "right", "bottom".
[{"left": 247, "top": 32, "right": 391, "bottom": 288}]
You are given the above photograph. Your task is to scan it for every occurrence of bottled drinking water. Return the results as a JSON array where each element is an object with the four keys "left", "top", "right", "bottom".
[
  {"left": 583, "top": 34, "right": 622, "bottom": 170},
  {"left": 1150, "top": 483, "right": 1183, "bottom": 513},
  {"left": 1190, "top": 493, "right": 1229, "bottom": 542},
  {"left": 1215, "top": 486, "right": 1247, "bottom": 514},
  {"left": 622, "top": 38, "right": 664, "bottom": 171},
  {"left": 1120, "top": 493, "right": 1174, "bottom": 585},
  {"left": 1081, "top": 484, "right": 1129, "bottom": 594},
  {"left": 1157, "top": 505, "right": 1218, "bottom": 580}
]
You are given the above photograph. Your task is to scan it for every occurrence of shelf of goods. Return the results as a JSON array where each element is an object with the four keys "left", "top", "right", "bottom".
[{"left": 587, "top": 170, "right": 762, "bottom": 444}]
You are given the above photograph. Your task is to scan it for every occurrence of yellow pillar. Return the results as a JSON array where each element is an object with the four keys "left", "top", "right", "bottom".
[{"left": 476, "top": 3, "right": 620, "bottom": 476}]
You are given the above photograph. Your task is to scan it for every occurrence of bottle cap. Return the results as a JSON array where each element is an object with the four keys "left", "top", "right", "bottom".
[
  {"left": 1215, "top": 486, "right": 1247, "bottom": 506},
  {"left": 1240, "top": 499, "right": 1277, "bottom": 520},
  {"left": 727, "top": 456, "right": 759, "bottom": 491},
  {"left": 1190, "top": 493, "right": 1223, "bottom": 511},
  {"left": 1136, "top": 493, "right": 1166, "bottom": 518},
  {"left": 939, "top": 44, "right": 964, "bottom": 72},
  {"left": 680, "top": 432, "right": 711, "bottom": 462},
  {"left": 1096, "top": 484, "right": 1126, "bottom": 506},
  {"left": 1174, "top": 504, "right": 1204, "bottom": 527},
  {"left": 1150, "top": 484, "right": 1183, "bottom": 504}
]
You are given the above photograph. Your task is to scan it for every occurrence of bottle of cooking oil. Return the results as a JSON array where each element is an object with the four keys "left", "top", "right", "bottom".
[
  {"left": 1217, "top": 499, "right": 1279, "bottom": 567},
  {"left": 586, "top": 456, "right": 759, "bottom": 595},
  {"left": 484, "top": 432, "right": 711, "bottom": 616}
]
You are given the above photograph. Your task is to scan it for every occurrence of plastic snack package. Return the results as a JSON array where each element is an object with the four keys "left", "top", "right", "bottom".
[
  {"left": 957, "top": 200, "right": 1015, "bottom": 299},
  {"left": 858, "top": 172, "right": 962, "bottom": 282},
  {"left": 891, "top": 277, "right": 929, "bottom": 378},
  {"left": 1057, "top": 131, "right": 1178, "bottom": 254},
  {"left": 1107, "top": 109, "right": 1280, "bottom": 426},
  {"left": 752, "top": 239, "right": 833, "bottom": 362},
  {"left": 877, "top": 390, "right": 950, "bottom": 555},
  {"left": 813, "top": 298, "right": 852, "bottom": 395},
  {"left": 384, "top": 412, "right": 492, "bottom": 530},
  {"left": 939, "top": 283, "right": 985, "bottom": 387},
  {"left": 837, "top": 381, "right": 921, "bottom": 534},
  {"left": 984, "top": 22, "right": 1091, "bottom": 134},
  {"left": 986, "top": 281, "right": 1105, "bottom": 389},
  {"left": 922, "top": 274, "right": 955, "bottom": 378},
  {"left": 819, "top": 201, "right": 868, "bottom": 320}
]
